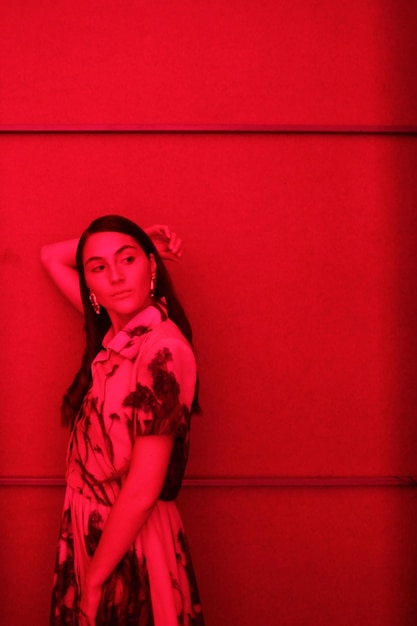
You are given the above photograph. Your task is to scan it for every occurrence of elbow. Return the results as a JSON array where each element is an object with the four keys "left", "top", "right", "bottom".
[
  {"left": 122, "top": 495, "right": 158, "bottom": 524},
  {"left": 131, "top": 491, "right": 159, "bottom": 516},
  {"left": 138, "top": 498, "right": 157, "bottom": 517},
  {"left": 122, "top": 480, "right": 160, "bottom": 516}
]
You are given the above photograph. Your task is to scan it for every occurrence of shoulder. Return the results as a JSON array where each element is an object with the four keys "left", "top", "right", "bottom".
[
  {"left": 146, "top": 318, "right": 194, "bottom": 356},
  {"left": 138, "top": 319, "right": 197, "bottom": 404}
]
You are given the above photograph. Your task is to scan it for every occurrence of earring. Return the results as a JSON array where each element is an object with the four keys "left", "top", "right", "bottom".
[
  {"left": 150, "top": 272, "right": 157, "bottom": 297},
  {"left": 89, "top": 290, "right": 101, "bottom": 314}
]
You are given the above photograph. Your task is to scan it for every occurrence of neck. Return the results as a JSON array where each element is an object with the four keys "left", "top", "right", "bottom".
[{"left": 108, "top": 298, "right": 154, "bottom": 334}]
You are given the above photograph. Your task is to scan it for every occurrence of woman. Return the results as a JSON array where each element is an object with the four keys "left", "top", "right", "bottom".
[{"left": 41, "top": 216, "right": 204, "bottom": 626}]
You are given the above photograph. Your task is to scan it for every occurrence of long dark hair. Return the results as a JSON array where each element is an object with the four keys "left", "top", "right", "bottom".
[{"left": 61, "top": 215, "right": 199, "bottom": 426}]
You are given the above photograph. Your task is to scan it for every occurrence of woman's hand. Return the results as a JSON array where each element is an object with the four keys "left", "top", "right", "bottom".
[
  {"left": 79, "top": 581, "right": 102, "bottom": 626},
  {"left": 145, "top": 224, "right": 184, "bottom": 261}
]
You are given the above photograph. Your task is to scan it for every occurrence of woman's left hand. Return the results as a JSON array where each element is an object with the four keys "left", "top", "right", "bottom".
[
  {"left": 145, "top": 224, "right": 184, "bottom": 261},
  {"left": 79, "top": 581, "right": 102, "bottom": 626}
]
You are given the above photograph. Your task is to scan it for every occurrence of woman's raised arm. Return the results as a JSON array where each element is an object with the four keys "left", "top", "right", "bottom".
[
  {"left": 41, "top": 225, "right": 184, "bottom": 312},
  {"left": 40, "top": 238, "right": 82, "bottom": 311}
]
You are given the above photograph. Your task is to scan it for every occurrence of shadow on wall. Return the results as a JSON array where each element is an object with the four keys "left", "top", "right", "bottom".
[
  {"left": 388, "top": 136, "right": 417, "bottom": 624},
  {"left": 385, "top": 4, "right": 417, "bottom": 620}
]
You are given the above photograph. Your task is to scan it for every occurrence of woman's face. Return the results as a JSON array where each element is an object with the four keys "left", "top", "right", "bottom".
[{"left": 83, "top": 231, "right": 156, "bottom": 332}]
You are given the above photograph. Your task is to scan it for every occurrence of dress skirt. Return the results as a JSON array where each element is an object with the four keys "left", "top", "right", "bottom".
[{"left": 50, "top": 486, "right": 204, "bottom": 626}]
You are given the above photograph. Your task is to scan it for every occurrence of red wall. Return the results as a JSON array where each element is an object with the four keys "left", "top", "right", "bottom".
[
  {"left": 1, "top": 0, "right": 417, "bottom": 126},
  {"left": 1, "top": 2, "right": 417, "bottom": 625}
]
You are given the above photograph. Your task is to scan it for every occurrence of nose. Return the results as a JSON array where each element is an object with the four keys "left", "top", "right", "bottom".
[{"left": 108, "top": 263, "right": 124, "bottom": 284}]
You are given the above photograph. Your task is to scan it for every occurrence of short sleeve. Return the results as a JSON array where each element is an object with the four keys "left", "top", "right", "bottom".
[{"left": 122, "top": 337, "right": 197, "bottom": 438}]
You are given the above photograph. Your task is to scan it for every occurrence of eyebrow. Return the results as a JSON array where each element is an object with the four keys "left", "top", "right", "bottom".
[{"left": 84, "top": 244, "right": 138, "bottom": 266}]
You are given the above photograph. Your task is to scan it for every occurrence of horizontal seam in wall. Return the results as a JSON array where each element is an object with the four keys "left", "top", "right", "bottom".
[
  {"left": 1, "top": 124, "right": 417, "bottom": 134},
  {"left": 0, "top": 476, "right": 416, "bottom": 488}
]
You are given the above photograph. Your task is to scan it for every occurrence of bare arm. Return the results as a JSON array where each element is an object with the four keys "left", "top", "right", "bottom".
[
  {"left": 40, "top": 225, "right": 184, "bottom": 312},
  {"left": 40, "top": 238, "right": 82, "bottom": 311},
  {"left": 80, "top": 435, "right": 174, "bottom": 622}
]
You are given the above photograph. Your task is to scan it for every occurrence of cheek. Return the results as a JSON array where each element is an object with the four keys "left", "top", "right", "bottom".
[
  {"left": 134, "top": 267, "right": 152, "bottom": 293},
  {"left": 85, "top": 274, "right": 110, "bottom": 303},
  {"left": 85, "top": 273, "right": 101, "bottom": 292}
]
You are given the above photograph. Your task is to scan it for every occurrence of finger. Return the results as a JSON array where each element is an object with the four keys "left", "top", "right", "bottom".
[
  {"left": 169, "top": 234, "right": 184, "bottom": 256},
  {"left": 145, "top": 224, "right": 171, "bottom": 239},
  {"left": 156, "top": 224, "right": 171, "bottom": 239},
  {"left": 168, "top": 232, "right": 178, "bottom": 250},
  {"left": 173, "top": 243, "right": 184, "bottom": 258},
  {"left": 171, "top": 240, "right": 184, "bottom": 257},
  {"left": 162, "top": 250, "right": 183, "bottom": 262}
]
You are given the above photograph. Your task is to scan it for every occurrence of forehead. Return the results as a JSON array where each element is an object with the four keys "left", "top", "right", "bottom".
[{"left": 83, "top": 231, "right": 142, "bottom": 260}]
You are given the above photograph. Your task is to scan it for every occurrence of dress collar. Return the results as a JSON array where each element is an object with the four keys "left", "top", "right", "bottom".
[{"left": 95, "top": 300, "right": 167, "bottom": 362}]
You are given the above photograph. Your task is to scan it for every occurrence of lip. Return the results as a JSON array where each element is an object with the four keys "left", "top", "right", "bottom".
[{"left": 111, "top": 290, "right": 132, "bottom": 299}]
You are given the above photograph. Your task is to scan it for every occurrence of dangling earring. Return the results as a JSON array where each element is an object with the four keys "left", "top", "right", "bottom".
[
  {"left": 89, "top": 290, "right": 101, "bottom": 314},
  {"left": 150, "top": 272, "right": 157, "bottom": 298}
]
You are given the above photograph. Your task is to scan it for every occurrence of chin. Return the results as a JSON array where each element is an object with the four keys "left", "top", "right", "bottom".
[{"left": 111, "top": 300, "right": 147, "bottom": 316}]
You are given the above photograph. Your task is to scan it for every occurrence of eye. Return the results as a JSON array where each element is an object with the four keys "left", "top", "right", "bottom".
[
  {"left": 91, "top": 264, "right": 106, "bottom": 273},
  {"left": 122, "top": 255, "right": 135, "bottom": 264}
]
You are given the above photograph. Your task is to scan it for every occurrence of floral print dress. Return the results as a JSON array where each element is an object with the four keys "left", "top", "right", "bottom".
[{"left": 50, "top": 303, "right": 204, "bottom": 625}]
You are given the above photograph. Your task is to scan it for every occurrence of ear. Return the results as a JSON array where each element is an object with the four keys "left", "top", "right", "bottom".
[{"left": 149, "top": 253, "right": 157, "bottom": 274}]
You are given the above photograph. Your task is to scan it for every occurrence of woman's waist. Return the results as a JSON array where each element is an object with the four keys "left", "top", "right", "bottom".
[{"left": 65, "top": 459, "right": 125, "bottom": 507}]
